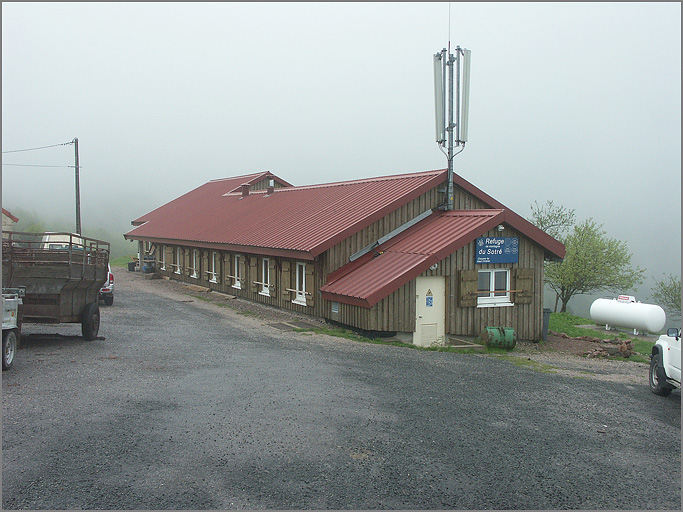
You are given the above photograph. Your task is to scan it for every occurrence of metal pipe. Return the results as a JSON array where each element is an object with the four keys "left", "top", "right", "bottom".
[{"left": 447, "top": 51, "right": 455, "bottom": 210}]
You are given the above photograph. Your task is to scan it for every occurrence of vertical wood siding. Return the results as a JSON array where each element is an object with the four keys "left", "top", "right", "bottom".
[{"left": 150, "top": 179, "right": 546, "bottom": 340}]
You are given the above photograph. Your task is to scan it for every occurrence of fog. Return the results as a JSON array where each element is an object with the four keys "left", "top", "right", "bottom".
[{"left": 2, "top": 3, "right": 680, "bottom": 318}]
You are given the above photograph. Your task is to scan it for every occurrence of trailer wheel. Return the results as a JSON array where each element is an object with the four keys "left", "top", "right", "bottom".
[
  {"left": 3, "top": 330, "right": 17, "bottom": 371},
  {"left": 81, "top": 303, "right": 100, "bottom": 341}
]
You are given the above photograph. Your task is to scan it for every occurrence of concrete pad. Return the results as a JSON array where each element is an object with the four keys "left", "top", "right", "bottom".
[
  {"left": 183, "top": 284, "right": 211, "bottom": 293},
  {"left": 268, "top": 323, "right": 296, "bottom": 331},
  {"left": 210, "top": 291, "right": 236, "bottom": 299},
  {"left": 287, "top": 321, "right": 318, "bottom": 330}
]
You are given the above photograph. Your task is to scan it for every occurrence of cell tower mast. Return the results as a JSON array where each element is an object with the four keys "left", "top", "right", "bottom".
[{"left": 434, "top": 45, "right": 471, "bottom": 210}]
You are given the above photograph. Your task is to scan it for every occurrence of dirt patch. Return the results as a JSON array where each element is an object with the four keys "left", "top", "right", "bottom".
[
  {"left": 518, "top": 332, "right": 623, "bottom": 357},
  {"left": 511, "top": 332, "right": 653, "bottom": 385}
]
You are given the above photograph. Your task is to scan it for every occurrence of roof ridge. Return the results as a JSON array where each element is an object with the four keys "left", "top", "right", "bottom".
[
  {"left": 254, "top": 169, "right": 447, "bottom": 193},
  {"left": 219, "top": 169, "right": 447, "bottom": 196},
  {"left": 209, "top": 171, "right": 271, "bottom": 183}
]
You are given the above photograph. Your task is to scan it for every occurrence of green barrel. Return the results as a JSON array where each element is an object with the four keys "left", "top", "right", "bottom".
[{"left": 481, "top": 327, "right": 516, "bottom": 349}]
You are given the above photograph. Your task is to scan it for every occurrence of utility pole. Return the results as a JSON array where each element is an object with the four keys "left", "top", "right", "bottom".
[{"left": 73, "top": 137, "right": 81, "bottom": 235}]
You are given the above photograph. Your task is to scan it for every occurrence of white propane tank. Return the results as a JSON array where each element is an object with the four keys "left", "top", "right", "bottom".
[{"left": 589, "top": 298, "right": 666, "bottom": 333}]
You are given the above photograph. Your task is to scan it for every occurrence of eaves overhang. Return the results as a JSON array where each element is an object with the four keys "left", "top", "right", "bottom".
[{"left": 122, "top": 234, "right": 315, "bottom": 261}]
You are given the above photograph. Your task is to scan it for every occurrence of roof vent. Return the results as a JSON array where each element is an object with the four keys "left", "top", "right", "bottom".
[
  {"left": 266, "top": 179, "right": 275, "bottom": 195},
  {"left": 241, "top": 184, "right": 250, "bottom": 197}
]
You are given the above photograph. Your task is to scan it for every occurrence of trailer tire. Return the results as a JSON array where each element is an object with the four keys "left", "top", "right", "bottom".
[
  {"left": 81, "top": 303, "right": 100, "bottom": 341},
  {"left": 3, "top": 330, "right": 17, "bottom": 371}
]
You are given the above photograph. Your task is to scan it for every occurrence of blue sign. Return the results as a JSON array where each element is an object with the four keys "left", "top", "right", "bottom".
[{"left": 476, "top": 237, "right": 519, "bottom": 264}]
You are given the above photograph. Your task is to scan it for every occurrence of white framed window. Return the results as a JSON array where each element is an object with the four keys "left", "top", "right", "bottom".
[
  {"left": 173, "top": 247, "right": 182, "bottom": 274},
  {"left": 259, "top": 257, "right": 270, "bottom": 296},
  {"left": 232, "top": 254, "right": 242, "bottom": 289},
  {"left": 160, "top": 245, "right": 166, "bottom": 271},
  {"left": 208, "top": 251, "right": 219, "bottom": 283},
  {"left": 293, "top": 262, "right": 306, "bottom": 305},
  {"left": 477, "top": 269, "right": 512, "bottom": 307},
  {"left": 190, "top": 249, "right": 199, "bottom": 279}
]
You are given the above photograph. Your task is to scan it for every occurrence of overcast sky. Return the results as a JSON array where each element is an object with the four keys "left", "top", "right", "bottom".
[{"left": 2, "top": 2, "right": 681, "bottom": 305}]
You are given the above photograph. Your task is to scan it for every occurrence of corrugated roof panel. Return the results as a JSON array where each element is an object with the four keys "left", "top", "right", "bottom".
[
  {"left": 320, "top": 209, "right": 504, "bottom": 307},
  {"left": 125, "top": 169, "right": 448, "bottom": 256}
]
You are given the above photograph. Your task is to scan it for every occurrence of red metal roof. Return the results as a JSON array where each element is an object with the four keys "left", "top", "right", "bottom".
[
  {"left": 124, "top": 169, "right": 448, "bottom": 259},
  {"left": 320, "top": 209, "right": 505, "bottom": 307},
  {"left": 2, "top": 208, "right": 19, "bottom": 223}
]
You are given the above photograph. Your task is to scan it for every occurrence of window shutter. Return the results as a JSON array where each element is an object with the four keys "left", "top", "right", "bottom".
[
  {"left": 459, "top": 270, "right": 478, "bottom": 308},
  {"left": 223, "top": 253, "right": 231, "bottom": 285},
  {"left": 268, "top": 259, "right": 276, "bottom": 297},
  {"left": 305, "top": 264, "right": 315, "bottom": 307},
  {"left": 513, "top": 268, "right": 534, "bottom": 304},
  {"left": 202, "top": 251, "right": 209, "bottom": 280},
  {"left": 239, "top": 255, "right": 246, "bottom": 287},
  {"left": 282, "top": 261, "right": 291, "bottom": 299},
  {"left": 249, "top": 256, "right": 257, "bottom": 292}
]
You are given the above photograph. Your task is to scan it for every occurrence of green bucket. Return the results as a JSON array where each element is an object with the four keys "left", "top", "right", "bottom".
[{"left": 481, "top": 327, "right": 516, "bottom": 350}]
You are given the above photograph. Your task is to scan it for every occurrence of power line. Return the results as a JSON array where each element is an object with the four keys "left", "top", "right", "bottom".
[
  {"left": 1, "top": 163, "right": 78, "bottom": 168},
  {"left": 1, "top": 141, "right": 74, "bottom": 154}
]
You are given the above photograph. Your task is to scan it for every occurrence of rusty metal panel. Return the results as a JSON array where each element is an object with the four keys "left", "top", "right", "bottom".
[{"left": 2, "top": 231, "right": 110, "bottom": 324}]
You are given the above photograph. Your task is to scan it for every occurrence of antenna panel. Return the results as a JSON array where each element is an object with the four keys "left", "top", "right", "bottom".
[
  {"left": 459, "top": 49, "right": 471, "bottom": 143},
  {"left": 433, "top": 53, "right": 446, "bottom": 143}
]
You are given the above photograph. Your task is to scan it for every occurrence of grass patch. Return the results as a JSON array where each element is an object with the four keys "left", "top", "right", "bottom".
[
  {"left": 549, "top": 312, "right": 627, "bottom": 340},
  {"left": 631, "top": 338, "right": 655, "bottom": 355},
  {"left": 551, "top": 312, "right": 657, "bottom": 363},
  {"left": 110, "top": 255, "right": 136, "bottom": 268},
  {"left": 494, "top": 354, "right": 557, "bottom": 373}
]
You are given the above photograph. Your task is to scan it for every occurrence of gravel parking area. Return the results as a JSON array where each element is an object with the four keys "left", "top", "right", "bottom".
[{"left": 2, "top": 268, "right": 680, "bottom": 510}]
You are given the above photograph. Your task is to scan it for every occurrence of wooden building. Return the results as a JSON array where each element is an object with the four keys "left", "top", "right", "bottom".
[
  {"left": 124, "top": 169, "right": 564, "bottom": 343},
  {"left": 2, "top": 208, "right": 19, "bottom": 239}
]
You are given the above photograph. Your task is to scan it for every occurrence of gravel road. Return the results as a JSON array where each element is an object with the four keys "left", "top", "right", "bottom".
[{"left": 2, "top": 268, "right": 680, "bottom": 509}]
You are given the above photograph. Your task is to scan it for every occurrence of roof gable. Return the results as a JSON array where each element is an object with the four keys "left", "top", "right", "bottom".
[{"left": 453, "top": 174, "right": 565, "bottom": 261}]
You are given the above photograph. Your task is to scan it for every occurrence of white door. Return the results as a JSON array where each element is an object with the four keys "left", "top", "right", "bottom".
[{"left": 414, "top": 276, "right": 446, "bottom": 347}]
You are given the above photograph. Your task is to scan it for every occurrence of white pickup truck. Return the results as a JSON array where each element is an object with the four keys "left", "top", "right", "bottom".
[
  {"left": 649, "top": 327, "right": 681, "bottom": 396},
  {"left": 2, "top": 288, "right": 23, "bottom": 371}
]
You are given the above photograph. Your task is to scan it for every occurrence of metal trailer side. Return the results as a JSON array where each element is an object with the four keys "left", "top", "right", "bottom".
[{"left": 2, "top": 231, "right": 110, "bottom": 340}]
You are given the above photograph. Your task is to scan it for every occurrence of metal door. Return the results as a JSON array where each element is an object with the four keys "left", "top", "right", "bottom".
[{"left": 413, "top": 276, "right": 446, "bottom": 347}]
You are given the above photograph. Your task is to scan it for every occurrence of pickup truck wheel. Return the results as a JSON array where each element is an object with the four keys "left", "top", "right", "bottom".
[
  {"left": 81, "top": 303, "right": 100, "bottom": 341},
  {"left": 3, "top": 330, "right": 17, "bottom": 371},
  {"left": 649, "top": 353, "right": 673, "bottom": 396}
]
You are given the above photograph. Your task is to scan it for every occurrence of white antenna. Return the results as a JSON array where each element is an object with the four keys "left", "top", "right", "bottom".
[
  {"left": 433, "top": 44, "right": 471, "bottom": 210},
  {"left": 433, "top": 51, "right": 446, "bottom": 144},
  {"left": 460, "top": 49, "right": 471, "bottom": 143}
]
